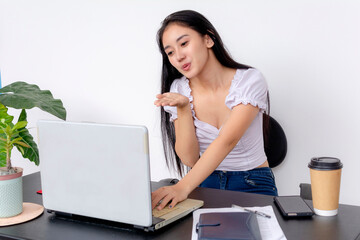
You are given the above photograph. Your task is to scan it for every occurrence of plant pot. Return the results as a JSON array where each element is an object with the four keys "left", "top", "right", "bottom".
[{"left": 0, "top": 167, "right": 23, "bottom": 218}]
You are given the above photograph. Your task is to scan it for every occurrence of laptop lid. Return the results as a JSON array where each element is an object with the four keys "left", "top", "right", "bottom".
[{"left": 38, "top": 120, "right": 153, "bottom": 227}]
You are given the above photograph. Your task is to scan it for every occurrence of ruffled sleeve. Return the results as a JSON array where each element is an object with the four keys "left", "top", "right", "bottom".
[
  {"left": 163, "top": 76, "right": 194, "bottom": 122},
  {"left": 225, "top": 68, "right": 268, "bottom": 113}
]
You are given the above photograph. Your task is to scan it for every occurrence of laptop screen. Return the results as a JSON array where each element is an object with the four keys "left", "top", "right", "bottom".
[{"left": 38, "top": 120, "right": 153, "bottom": 227}]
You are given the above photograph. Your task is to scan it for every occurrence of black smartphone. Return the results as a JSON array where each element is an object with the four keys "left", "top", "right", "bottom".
[{"left": 274, "top": 196, "right": 314, "bottom": 217}]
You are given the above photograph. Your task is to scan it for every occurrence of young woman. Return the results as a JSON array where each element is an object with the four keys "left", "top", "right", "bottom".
[{"left": 152, "top": 10, "right": 278, "bottom": 210}]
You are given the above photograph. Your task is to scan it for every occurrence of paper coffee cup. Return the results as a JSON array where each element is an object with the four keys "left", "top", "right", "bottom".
[{"left": 308, "top": 157, "right": 343, "bottom": 216}]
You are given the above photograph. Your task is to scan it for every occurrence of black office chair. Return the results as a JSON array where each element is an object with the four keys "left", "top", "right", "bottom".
[
  {"left": 299, "top": 183, "right": 312, "bottom": 200},
  {"left": 263, "top": 116, "right": 287, "bottom": 168}
]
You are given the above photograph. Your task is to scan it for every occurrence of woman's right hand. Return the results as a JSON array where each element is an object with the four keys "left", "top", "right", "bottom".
[
  {"left": 151, "top": 183, "right": 190, "bottom": 210},
  {"left": 154, "top": 93, "right": 189, "bottom": 108}
]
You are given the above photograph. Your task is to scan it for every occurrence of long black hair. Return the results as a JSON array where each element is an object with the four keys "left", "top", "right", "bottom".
[{"left": 156, "top": 10, "right": 269, "bottom": 176}]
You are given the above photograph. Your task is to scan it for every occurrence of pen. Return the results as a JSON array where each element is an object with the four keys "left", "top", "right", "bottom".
[{"left": 232, "top": 204, "right": 271, "bottom": 219}]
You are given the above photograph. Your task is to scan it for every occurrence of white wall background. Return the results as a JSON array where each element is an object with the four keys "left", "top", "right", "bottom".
[{"left": 1, "top": 0, "right": 359, "bottom": 206}]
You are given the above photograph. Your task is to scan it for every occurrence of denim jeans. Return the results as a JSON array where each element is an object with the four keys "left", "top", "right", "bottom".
[{"left": 199, "top": 167, "right": 278, "bottom": 196}]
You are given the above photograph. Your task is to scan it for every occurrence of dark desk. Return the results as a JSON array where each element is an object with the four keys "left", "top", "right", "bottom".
[{"left": 1, "top": 172, "right": 360, "bottom": 240}]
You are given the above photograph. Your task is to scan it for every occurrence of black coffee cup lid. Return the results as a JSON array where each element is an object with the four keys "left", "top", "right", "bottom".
[{"left": 308, "top": 157, "right": 343, "bottom": 170}]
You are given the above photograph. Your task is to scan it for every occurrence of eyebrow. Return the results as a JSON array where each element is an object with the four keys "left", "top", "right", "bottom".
[{"left": 164, "top": 34, "right": 189, "bottom": 51}]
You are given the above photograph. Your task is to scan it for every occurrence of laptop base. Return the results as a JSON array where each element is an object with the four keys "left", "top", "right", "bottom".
[
  {"left": 48, "top": 198, "right": 204, "bottom": 232},
  {"left": 49, "top": 209, "right": 142, "bottom": 231}
]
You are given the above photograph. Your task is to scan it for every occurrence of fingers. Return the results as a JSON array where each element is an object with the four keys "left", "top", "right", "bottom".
[
  {"left": 154, "top": 98, "right": 175, "bottom": 107},
  {"left": 154, "top": 93, "right": 189, "bottom": 108},
  {"left": 154, "top": 99, "right": 172, "bottom": 107},
  {"left": 169, "top": 198, "right": 179, "bottom": 209},
  {"left": 151, "top": 186, "right": 177, "bottom": 210},
  {"left": 151, "top": 188, "right": 165, "bottom": 209},
  {"left": 156, "top": 93, "right": 164, "bottom": 99},
  {"left": 157, "top": 194, "right": 173, "bottom": 210},
  {"left": 154, "top": 93, "right": 170, "bottom": 107},
  {"left": 155, "top": 93, "right": 169, "bottom": 100}
]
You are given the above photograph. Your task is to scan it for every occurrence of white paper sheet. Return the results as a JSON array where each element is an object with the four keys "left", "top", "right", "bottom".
[{"left": 192, "top": 206, "right": 287, "bottom": 240}]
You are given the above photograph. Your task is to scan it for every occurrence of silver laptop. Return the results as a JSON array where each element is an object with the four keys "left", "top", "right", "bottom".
[{"left": 37, "top": 120, "right": 203, "bottom": 231}]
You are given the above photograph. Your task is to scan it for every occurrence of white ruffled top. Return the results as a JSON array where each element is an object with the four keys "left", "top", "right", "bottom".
[{"left": 163, "top": 68, "right": 268, "bottom": 171}]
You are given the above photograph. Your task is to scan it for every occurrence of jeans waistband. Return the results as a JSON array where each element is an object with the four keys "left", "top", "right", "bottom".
[{"left": 213, "top": 167, "right": 272, "bottom": 176}]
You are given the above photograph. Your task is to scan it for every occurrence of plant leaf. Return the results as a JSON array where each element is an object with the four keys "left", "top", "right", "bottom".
[
  {"left": 14, "top": 141, "right": 30, "bottom": 148},
  {"left": 0, "top": 104, "right": 14, "bottom": 167},
  {"left": 0, "top": 81, "right": 67, "bottom": 120},
  {"left": 0, "top": 103, "right": 14, "bottom": 126},
  {"left": 0, "top": 152, "right": 6, "bottom": 167},
  {"left": 15, "top": 109, "right": 40, "bottom": 166},
  {"left": 11, "top": 137, "right": 30, "bottom": 148},
  {"left": 17, "top": 145, "right": 25, "bottom": 155},
  {"left": 12, "top": 121, "right": 28, "bottom": 131}
]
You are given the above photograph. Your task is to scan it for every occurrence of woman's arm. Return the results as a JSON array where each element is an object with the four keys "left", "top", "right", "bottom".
[
  {"left": 173, "top": 106, "right": 200, "bottom": 167},
  {"left": 155, "top": 92, "right": 200, "bottom": 167},
  {"left": 152, "top": 103, "right": 260, "bottom": 210}
]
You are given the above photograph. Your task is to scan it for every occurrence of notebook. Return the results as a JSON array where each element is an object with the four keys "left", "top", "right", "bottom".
[
  {"left": 37, "top": 120, "right": 203, "bottom": 231},
  {"left": 196, "top": 212, "right": 262, "bottom": 240}
]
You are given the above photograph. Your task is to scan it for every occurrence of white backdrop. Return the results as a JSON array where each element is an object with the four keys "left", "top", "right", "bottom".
[{"left": 1, "top": 0, "right": 359, "bottom": 206}]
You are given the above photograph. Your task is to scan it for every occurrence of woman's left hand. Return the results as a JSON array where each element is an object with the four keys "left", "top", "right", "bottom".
[{"left": 151, "top": 183, "right": 189, "bottom": 210}]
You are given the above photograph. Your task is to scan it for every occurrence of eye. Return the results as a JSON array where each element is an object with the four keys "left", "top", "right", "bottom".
[
  {"left": 166, "top": 51, "right": 174, "bottom": 56},
  {"left": 181, "top": 41, "right": 188, "bottom": 47}
]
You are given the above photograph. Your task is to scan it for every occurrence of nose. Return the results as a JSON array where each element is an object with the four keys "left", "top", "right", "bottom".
[{"left": 175, "top": 50, "right": 185, "bottom": 62}]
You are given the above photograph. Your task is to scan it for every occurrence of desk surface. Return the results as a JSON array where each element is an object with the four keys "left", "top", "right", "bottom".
[{"left": 1, "top": 172, "right": 360, "bottom": 240}]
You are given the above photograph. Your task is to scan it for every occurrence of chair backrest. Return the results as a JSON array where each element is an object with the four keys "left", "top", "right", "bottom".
[
  {"left": 263, "top": 116, "right": 287, "bottom": 168},
  {"left": 299, "top": 183, "right": 312, "bottom": 200}
]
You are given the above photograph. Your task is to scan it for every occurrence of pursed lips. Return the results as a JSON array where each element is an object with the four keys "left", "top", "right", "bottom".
[{"left": 182, "top": 63, "right": 191, "bottom": 71}]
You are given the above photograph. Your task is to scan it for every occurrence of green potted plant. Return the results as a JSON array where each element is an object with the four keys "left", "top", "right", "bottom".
[{"left": 0, "top": 81, "right": 66, "bottom": 218}]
